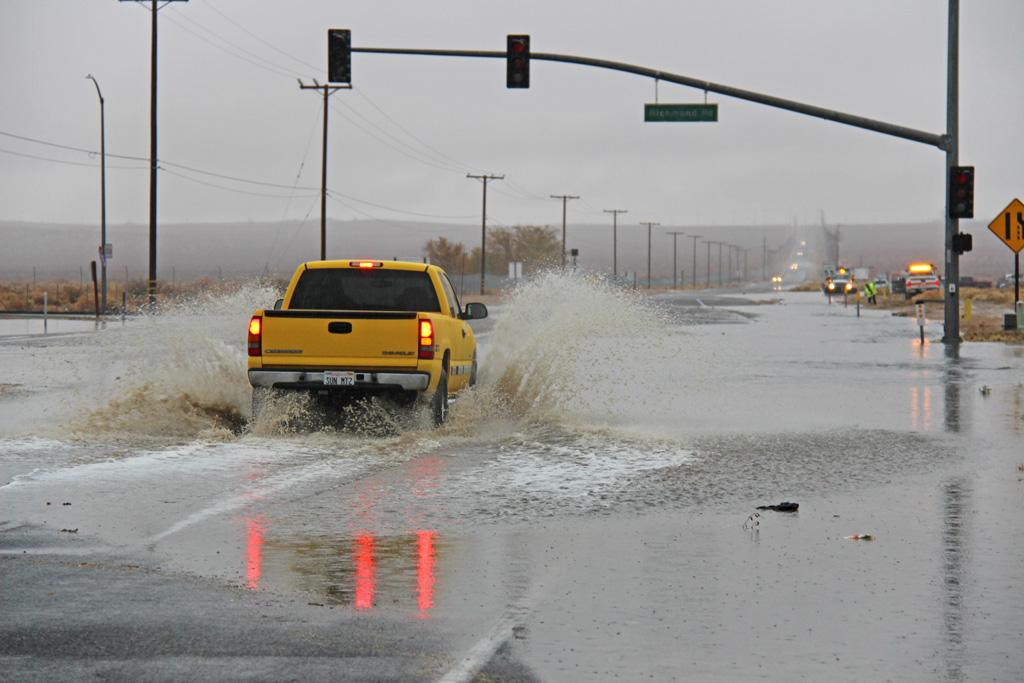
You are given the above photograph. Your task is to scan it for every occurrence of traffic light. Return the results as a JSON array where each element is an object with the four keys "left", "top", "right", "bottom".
[
  {"left": 328, "top": 29, "right": 351, "bottom": 84},
  {"left": 952, "top": 232, "right": 973, "bottom": 254},
  {"left": 506, "top": 35, "right": 530, "bottom": 88},
  {"left": 948, "top": 165, "right": 974, "bottom": 219}
]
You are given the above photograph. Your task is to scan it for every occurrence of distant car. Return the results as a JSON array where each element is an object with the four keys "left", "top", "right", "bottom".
[
  {"left": 823, "top": 275, "right": 856, "bottom": 297},
  {"left": 997, "top": 273, "right": 1015, "bottom": 289},
  {"left": 903, "top": 262, "right": 941, "bottom": 299},
  {"left": 904, "top": 273, "right": 941, "bottom": 299}
]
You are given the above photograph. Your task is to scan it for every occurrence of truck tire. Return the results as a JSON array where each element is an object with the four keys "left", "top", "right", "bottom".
[{"left": 431, "top": 370, "right": 449, "bottom": 426}]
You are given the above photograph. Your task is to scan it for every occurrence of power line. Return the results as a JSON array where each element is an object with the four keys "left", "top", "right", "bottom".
[
  {"left": 202, "top": 0, "right": 320, "bottom": 73},
  {"left": 160, "top": 166, "right": 317, "bottom": 199},
  {"left": 0, "top": 146, "right": 145, "bottom": 170}
]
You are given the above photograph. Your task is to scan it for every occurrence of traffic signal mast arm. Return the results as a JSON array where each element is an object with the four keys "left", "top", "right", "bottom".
[{"left": 351, "top": 47, "right": 946, "bottom": 150}]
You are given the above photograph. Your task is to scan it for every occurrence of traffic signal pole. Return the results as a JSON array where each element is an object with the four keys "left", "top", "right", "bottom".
[
  {"left": 943, "top": 0, "right": 961, "bottom": 343},
  {"left": 353, "top": 10, "right": 964, "bottom": 338}
]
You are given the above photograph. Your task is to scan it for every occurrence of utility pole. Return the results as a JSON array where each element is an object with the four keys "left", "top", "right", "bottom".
[
  {"left": 640, "top": 222, "right": 660, "bottom": 288},
  {"left": 716, "top": 242, "right": 724, "bottom": 286},
  {"left": 704, "top": 240, "right": 712, "bottom": 288},
  {"left": 551, "top": 194, "right": 580, "bottom": 269},
  {"left": 762, "top": 235, "right": 767, "bottom": 281},
  {"left": 688, "top": 234, "right": 702, "bottom": 289},
  {"left": 468, "top": 174, "right": 504, "bottom": 294},
  {"left": 943, "top": 0, "right": 961, "bottom": 343},
  {"left": 86, "top": 74, "right": 107, "bottom": 314},
  {"left": 666, "top": 231, "right": 686, "bottom": 289},
  {"left": 299, "top": 80, "right": 349, "bottom": 260},
  {"left": 120, "top": 0, "right": 189, "bottom": 307},
  {"left": 604, "top": 209, "right": 627, "bottom": 277}
]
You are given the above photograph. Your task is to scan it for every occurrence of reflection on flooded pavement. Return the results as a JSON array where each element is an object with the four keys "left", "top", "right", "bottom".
[
  {"left": 243, "top": 526, "right": 440, "bottom": 616},
  {"left": 941, "top": 479, "right": 969, "bottom": 683}
]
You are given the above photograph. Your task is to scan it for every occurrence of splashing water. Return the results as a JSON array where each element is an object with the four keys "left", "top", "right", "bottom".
[
  {"left": 46, "top": 272, "right": 688, "bottom": 445},
  {"left": 447, "top": 271, "right": 683, "bottom": 434},
  {"left": 71, "top": 282, "right": 281, "bottom": 441}
]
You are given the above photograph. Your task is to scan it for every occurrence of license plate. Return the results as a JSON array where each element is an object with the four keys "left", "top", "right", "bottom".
[{"left": 323, "top": 371, "right": 356, "bottom": 386}]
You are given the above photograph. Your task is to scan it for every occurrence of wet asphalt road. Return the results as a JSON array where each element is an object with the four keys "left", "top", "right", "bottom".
[{"left": 2, "top": 278, "right": 1023, "bottom": 681}]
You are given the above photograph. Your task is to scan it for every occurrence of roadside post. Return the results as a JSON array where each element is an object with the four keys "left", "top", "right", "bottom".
[
  {"left": 856, "top": 290, "right": 861, "bottom": 318},
  {"left": 43, "top": 292, "right": 48, "bottom": 334},
  {"left": 917, "top": 303, "right": 926, "bottom": 343},
  {"left": 986, "top": 198, "right": 1023, "bottom": 329},
  {"left": 90, "top": 261, "right": 100, "bottom": 321}
]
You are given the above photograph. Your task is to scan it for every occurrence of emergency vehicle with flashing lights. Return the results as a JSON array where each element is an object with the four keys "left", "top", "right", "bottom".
[
  {"left": 247, "top": 260, "right": 487, "bottom": 426},
  {"left": 902, "top": 262, "right": 942, "bottom": 299}
]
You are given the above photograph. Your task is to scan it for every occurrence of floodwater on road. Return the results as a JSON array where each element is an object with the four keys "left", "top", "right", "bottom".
[{"left": 1, "top": 274, "right": 1023, "bottom": 681}]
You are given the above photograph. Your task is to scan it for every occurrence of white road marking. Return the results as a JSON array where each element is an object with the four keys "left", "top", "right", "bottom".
[{"left": 436, "top": 614, "right": 517, "bottom": 683}]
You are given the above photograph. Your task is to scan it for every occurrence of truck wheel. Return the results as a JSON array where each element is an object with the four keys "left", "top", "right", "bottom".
[{"left": 431, "top": 370, "right": 449, "bottom": 426}]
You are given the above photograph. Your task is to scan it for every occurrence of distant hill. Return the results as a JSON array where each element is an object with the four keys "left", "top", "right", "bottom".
[{"left": 0, "top": 217, "right": 1011, "bottom": 282}]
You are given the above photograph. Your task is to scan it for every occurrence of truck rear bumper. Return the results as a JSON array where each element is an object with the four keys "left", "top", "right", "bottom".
[{"left": 248, "top": 369, "right": 429, "bottom": 392}]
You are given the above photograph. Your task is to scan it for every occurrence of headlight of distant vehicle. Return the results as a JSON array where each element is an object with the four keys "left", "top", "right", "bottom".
[
  {"left": 827, "top": 282, "right": 836, "bottom": 291},
  {"left": 845, "top": 282, "right": 854, "bottom": 292}
]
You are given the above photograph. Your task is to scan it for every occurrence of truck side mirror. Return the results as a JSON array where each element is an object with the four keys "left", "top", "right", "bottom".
[
  {"left": 273, "top": 298, "right": 284, "bottom": 310},
  {"left": 460, "top": 302, "right": 488, "bottom": 320}
]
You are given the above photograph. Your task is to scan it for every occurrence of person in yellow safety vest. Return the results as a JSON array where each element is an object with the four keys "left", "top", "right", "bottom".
[{"left": 863, "top": 279, "right": 878, "bottom": 304}]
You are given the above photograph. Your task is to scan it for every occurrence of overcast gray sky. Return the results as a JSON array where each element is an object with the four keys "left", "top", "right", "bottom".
[{"left": 1, "top": 0, "right": 1022, "bottom": 231}]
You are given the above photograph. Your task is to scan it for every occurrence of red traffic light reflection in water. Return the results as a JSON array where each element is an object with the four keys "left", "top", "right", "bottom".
[{"left": 243, "top": 521, "right": 438, "bottom": 617}]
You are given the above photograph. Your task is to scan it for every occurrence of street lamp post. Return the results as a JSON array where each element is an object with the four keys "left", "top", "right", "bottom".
[{"left": 86, "top": 74, "right": 107, "bottom": 314}]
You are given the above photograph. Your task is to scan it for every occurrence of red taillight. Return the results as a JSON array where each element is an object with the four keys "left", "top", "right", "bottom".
[
  {"left": 418, "top": 318, "right": 434, "bottom": 359},
  {"left": 248, "top": 315, "right": 262, "bottom": 357}
]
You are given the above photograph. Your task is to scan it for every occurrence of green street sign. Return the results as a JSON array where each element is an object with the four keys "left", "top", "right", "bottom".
[{"left": 644, "top": 103, "right": 718, "bottom": 122}]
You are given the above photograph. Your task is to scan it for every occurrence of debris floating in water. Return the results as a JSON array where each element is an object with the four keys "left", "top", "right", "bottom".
[{"left": 756, "top": 501, "right": 799, "bottom": 512}]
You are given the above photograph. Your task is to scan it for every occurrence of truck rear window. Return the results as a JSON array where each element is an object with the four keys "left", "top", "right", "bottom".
[{"left": 289, "top": 268, "right": 441, "bottom": 312}]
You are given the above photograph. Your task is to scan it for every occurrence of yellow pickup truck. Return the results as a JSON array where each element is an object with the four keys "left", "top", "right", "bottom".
[{"left": 247, "top": 260, "right": 488, "bottom": 425}]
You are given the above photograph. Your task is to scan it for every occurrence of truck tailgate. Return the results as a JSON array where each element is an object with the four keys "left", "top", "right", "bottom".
[{"left": 261, "top": 311, "right": 418, "bottom": 368}]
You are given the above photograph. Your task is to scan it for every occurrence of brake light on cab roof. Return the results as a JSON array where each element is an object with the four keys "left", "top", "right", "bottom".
[{"left": 350, "top": 261, "right": 383, "bottom": 269}]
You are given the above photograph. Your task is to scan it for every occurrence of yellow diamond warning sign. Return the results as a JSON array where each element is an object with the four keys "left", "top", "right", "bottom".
[{"left": 988, "top": 198, "right": 1024, "bottom": 253}]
